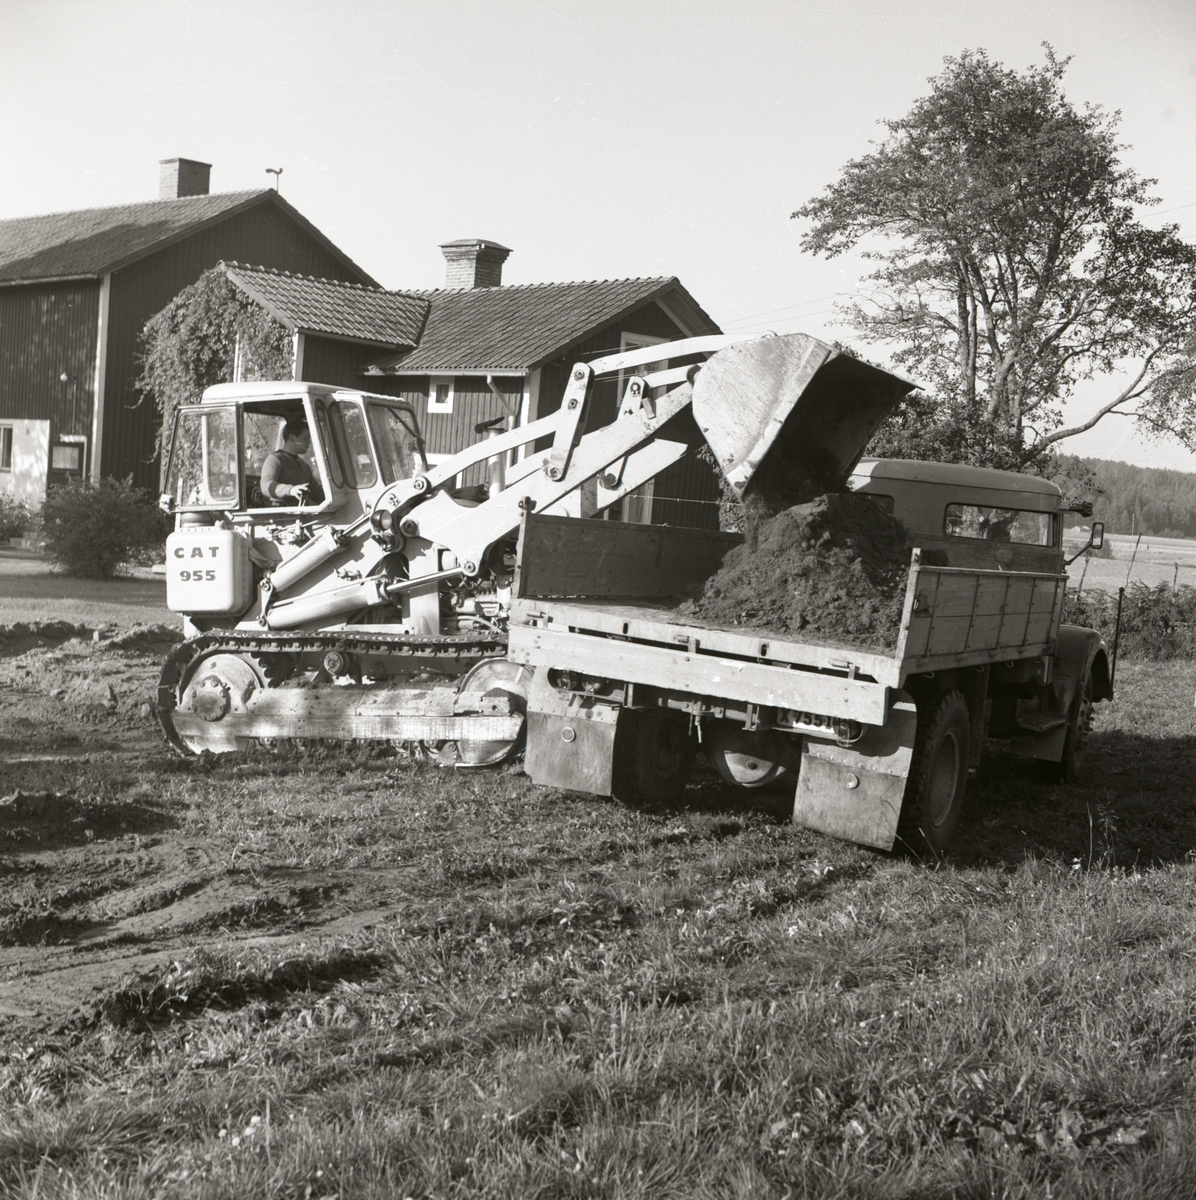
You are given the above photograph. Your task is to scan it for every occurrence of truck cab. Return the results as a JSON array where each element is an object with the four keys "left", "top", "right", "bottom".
[{"left": 848, "top": 458, "right": 1064, "bottom": 574}]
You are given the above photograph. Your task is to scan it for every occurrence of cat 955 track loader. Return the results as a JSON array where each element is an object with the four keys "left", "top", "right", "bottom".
[{"left": 157, "top": 332, "right": 910, "bottom": 771}]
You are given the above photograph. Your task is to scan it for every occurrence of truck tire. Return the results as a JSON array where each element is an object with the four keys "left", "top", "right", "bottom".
[
  {"left": 611, "top": 708, "right": 697, "bottom": 805},
  {"left": 1041, "top": 671, "right": 1094, "bottom": 785},
  {"left": 899, "top": 690, "right": 971, "bottom": 855},
  {"left": 703, "top": 722, "right": 786, "bottom": 789}
]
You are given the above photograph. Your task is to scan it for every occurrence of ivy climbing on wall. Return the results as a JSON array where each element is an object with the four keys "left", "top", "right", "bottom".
[{"left": 137, "top": 267, "right": 293, "bottom": 471}]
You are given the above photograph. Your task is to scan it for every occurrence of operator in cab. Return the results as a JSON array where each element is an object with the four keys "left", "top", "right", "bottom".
[{"left": 261, "top": 418, "right": 324, "bottom": 506}]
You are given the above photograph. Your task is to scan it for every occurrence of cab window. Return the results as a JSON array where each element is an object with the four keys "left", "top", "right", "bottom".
[
  {"left": 242, "top": 410, "right": 287, "bottom": 502},
  {"left": 367, "top": 402, "right": 424, "bottom": 485},
  {"left": 313, "top": 403, "right": 344, "bottom": 489},
  {"left": 335, "top": 401, "right": 377, "bottom": 488},
  {"left": 860, "top": 492, "right": 895, "bottom": 515},
  {"left": 164, "top": 407, "right": 239, "bottom": 509},
  {"left": 944, "top": 503, "right": 1056, "bottom": 546}
]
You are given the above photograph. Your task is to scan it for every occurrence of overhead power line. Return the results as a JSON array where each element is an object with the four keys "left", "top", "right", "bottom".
[{"left": 721, "top": 291, "right": 851, "bottom": 328}]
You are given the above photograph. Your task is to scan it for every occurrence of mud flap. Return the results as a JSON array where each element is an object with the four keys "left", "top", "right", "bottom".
[
  {"left": 1005, "top": 724, "right": 1067, "bottom": 763},
  {"left": 792, "top": 693, "right": 917, "bottom": 851},
  {"left": 523, "top": 670, "right": 620, "bottom": 795}
]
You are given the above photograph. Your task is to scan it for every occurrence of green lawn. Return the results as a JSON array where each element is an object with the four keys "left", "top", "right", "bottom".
[{"left": 1, "top": 659, "right": 1195, "bottom": 1198}]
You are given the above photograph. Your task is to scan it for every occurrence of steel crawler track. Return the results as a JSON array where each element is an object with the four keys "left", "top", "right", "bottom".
[{"left": 156, "top": 628, "right": 508, "bottom": 757}]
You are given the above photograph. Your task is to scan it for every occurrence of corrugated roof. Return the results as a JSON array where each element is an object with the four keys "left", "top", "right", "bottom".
[
  {"left": 223, "top": 263, "right": 429, "bottom": 347},
  {"left": 0, "top": 191, "right": 377, "bottom": 285},
  {"left": 365, "top": 277, "right": 721, "bottom": 374}
]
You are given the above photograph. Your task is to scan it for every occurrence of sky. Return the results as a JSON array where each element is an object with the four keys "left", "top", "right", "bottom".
[{"left": 2, "top": 0, "right": 1194, "bottom": 470}]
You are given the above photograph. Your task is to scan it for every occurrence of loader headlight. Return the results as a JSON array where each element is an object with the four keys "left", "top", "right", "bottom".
[{"left": 369, "top": 506, "right": 404, "bottom": 548}]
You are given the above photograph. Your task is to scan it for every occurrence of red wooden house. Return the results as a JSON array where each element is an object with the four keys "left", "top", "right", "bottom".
[
  {"left": 221, "top": 243, "right": 724, "bottom": 526},
  {"left": 0, "top": 159, "right": 372, "bottom": 503}
]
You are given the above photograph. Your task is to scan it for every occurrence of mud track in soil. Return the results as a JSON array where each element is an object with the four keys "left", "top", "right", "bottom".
[{"left": 0, "top": 624, "right": 425, "bottom": 1029}]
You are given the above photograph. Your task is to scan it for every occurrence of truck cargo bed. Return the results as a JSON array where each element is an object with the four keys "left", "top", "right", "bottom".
[{"left": 509, "top": 514, "right": 1068, "bottom": 721}]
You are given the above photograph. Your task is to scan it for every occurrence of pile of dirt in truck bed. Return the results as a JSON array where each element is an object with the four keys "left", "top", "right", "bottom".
[{"left": 680, "top": 492, "right": 913, "bottom": 649}]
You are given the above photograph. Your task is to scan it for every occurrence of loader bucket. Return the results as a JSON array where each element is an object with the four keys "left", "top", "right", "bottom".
[{"left": 692, "top": 334, "right": 915, "bottom": 511}]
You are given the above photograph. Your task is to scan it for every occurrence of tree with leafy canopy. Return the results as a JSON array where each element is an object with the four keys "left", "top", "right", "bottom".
[
  {"left": 793, "top": 48, "right": 1196, "bottom": 470},
  {"left": 138, "top": 267, "right": 294, "bottom": 473}
]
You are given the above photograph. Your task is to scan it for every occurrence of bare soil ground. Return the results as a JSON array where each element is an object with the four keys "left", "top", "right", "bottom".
[
  {"left": 0, "top": 621, "right": 433, "bottom": 1024},
  {"left": 2, "top": 621, "right": 1196, "bottom": 1197}
]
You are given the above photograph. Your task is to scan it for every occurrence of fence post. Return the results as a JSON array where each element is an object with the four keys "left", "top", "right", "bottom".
[{"left": 1111, "top": 585, "right": 1126, "bottom": 690}]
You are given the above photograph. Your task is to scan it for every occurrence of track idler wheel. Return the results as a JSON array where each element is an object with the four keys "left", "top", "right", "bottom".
[
  {"left": 164, "top": 652, "right": 267, "bottom": 755},
  {"left": 423, "top": 658, "right": 532, "bottom": 768}
]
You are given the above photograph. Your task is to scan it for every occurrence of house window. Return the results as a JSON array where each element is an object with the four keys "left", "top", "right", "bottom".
[
  {"left": 0, "top": 426, "right": 11, "bottom": 472},
  {"left": 427, "top": 377, "right": 454, "bottom": 414},
  {"left": 617, "top": 332, "right": 668, "bottom": 397},
  {"left": 51, "top": 442, "right": 83, "bottom": 473}
]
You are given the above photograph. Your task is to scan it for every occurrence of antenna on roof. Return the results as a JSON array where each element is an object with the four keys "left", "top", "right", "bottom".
[{"left": 266, "top": 168, "right": 283, "bottom": 193}]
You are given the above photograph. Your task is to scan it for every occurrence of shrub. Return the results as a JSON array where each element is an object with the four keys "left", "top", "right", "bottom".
[
  {"left": 0, "top": 493, "right": 33, "bottom": 543},
  {"left": 40, "top": 476, "right": 168, "bottom": 578},
  {"left": 1064, "top": 582, "right": 1196, "bottom": 660}
]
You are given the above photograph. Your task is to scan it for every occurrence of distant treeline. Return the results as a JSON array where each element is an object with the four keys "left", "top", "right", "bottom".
[{"left": 1057, "top": 458, "right": 1196, "bottom": 538}]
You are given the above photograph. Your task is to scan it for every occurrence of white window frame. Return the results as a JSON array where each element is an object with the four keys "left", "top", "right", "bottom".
[
  {"left": 427, "top": 376, "right": 455, "bottom": 414},
  {"left": 52, "top": 433, "right": 88, "bottom": 475},
  {"left": 0, "top": 425, "right": 12, "bottom": 472}
]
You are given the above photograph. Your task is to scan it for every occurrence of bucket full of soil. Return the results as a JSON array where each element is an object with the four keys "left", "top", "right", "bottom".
[{"left": 680, "top": 491, "right": 913, "bottom": 649}]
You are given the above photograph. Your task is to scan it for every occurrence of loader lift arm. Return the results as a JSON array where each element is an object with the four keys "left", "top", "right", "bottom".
[{"left": 264, "top": 332, "right": 914, "bottom": 606}]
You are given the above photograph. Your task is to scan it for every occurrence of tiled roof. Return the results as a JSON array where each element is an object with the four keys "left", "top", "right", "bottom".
[
  {"left": 0, "top": 191, "right": 377, "bottom": 286},
  {"left": 0, "top": 191, "right": 272, "bottom": 282},
  {"left": 365, "top": 278, "right": 721, "bottom": 374},
  {"left": 223, "top": 263, "right": 429, "bottom": 347}
]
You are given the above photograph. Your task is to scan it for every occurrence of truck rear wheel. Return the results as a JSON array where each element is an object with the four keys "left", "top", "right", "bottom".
[
  {"left": 703, "top": 723, "right": 786, "bottom": 789},
  {"left": 611, "top": 709, "right": 697, "bottom": 805},
  {"left": 900, "top": 690, "right": 970, "bottom": 855}
]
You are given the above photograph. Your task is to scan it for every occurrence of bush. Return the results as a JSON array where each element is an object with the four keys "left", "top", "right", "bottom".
[
  {"left": 40, "top": 477, "right": 168, "bottom": 578},
  {"left": 0, "top": 493, "right": 33, "bottom": 543},
  {"left": 1064, "top": 582, "right": 1196, "bottom": 660}
]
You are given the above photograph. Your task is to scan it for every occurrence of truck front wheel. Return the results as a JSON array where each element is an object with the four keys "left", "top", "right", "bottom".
[
  {"left": 900, "top": 690, "right": 971, "bottom": 855},
  {"left": 1041, "top": 671, "right": 1094, "bottom": 785},
  {"left": 611, "top": 709, "right": 697, "bottom": 805}
]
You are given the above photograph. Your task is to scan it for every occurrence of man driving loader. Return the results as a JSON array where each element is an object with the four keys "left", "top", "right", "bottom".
[{"left": 261, "top": 418, "right": 323, "bottom": 505}]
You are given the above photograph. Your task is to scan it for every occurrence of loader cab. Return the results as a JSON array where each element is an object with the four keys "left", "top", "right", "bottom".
[
  {"left": 161, "top": 383, "right": 427, "bottom": 523},
  {"left": 848, "top": 458, "right": 1064, "bottom": 573}
]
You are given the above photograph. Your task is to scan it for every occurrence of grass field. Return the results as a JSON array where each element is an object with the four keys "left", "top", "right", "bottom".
[
  {"left": 1066, "top": 532, "right": 1196, "bottom": 593},
  {"left": 0, "top": 553, "right": 173, "bottom": 627},
  {"left": 2, "top": 641, "right": 1195, "bottom": 1198}
]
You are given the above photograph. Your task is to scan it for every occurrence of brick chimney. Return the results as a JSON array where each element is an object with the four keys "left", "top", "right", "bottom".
[
  {"left": 439, "top": 239, "right": 511, "bottom": 288},
  {"left": 159, "top": 158, "right": 212, "bottom": 200}
]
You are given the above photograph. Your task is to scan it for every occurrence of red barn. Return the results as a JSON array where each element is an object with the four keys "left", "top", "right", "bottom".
[{"left": 0, "top": 159, "right": 372, "bottom": 503}]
